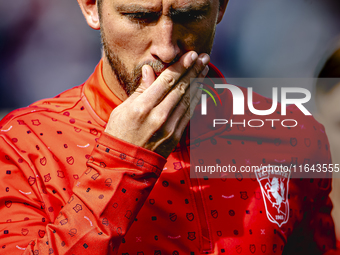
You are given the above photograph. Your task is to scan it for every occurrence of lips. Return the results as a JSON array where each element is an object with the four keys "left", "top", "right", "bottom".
[
  {"left": 154, "top": 68, "right": 167, "bottom": 78},
  {"left": 152, "top": 64, "right": 168, "bottom": 78}
]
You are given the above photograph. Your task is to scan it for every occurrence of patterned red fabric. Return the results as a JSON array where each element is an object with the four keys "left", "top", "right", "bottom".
[{"left": 0, "top": 60, "right": 337, "bottom": 254}]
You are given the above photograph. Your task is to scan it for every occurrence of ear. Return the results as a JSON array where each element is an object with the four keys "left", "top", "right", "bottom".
[
  {"left": 77, "top": 0, "right": 100, "bottom": 30},
  {"left": 217, "top": 0, "right": 229, "bottom": 24}
]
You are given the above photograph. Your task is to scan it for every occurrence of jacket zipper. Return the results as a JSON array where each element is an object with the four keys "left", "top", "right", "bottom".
[{"left": 180, "top": 129, "right": 213, "bottom": 253}]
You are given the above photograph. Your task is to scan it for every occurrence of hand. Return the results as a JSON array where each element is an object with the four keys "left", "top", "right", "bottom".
[{"left": 104, "top": 51, "right": 210, "bottom": 158}]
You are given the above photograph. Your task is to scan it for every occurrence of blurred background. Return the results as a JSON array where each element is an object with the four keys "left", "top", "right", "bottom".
[
  {"left": 0, "top": 0, "right": 100, "bottom": 116},
  {"left": 1, "top": 0, "right": 340, "bottom": 117}
]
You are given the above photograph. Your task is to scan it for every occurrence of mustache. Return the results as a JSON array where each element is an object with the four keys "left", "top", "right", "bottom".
[{"left": 133, "top": 57, "right": 180, "bottom": 79}]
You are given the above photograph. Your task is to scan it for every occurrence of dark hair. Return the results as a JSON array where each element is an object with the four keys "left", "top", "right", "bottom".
[{"left": 316, "top": 48, "right": 340, "bottom": 93}]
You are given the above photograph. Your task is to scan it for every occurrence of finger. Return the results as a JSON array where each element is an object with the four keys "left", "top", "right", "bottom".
[
  {"left": 176, "top": 81, "right": 203, "bottom": 136},
  {"left": 168, "top": 70, "right": 205, "bottom": 127},
  {"left": 154, "top": 56, "right": 209, "bottom": 118},
  {"left": 130, "top": 65, "right": 156, "bottom": 99},
  {"left": 154, "top": 68, "right": 207, "bottom": 142},
  {"left": 135, "top": 51, "right": 199, "bottom": 110}
]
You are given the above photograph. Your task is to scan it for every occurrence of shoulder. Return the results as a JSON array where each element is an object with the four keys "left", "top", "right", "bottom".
[
  {"left": 0, "top": 85, "right": 86, "bottom": 153},
  {"left": 0, "top": 85, "right": 84, "bottom": 130}
]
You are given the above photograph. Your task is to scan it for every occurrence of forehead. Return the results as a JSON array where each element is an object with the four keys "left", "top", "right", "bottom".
[{"left": 112, "top": 0, "right": 214, "bottom": 11}]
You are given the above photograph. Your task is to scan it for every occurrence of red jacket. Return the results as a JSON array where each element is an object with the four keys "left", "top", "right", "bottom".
[{"left": 0, "top": 60, "right": 337, "bottom": 254}]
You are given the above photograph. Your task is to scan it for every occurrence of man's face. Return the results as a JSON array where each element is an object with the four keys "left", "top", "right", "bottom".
[{"left": 98, "top": 0, "right": 221, "bottom": 95}]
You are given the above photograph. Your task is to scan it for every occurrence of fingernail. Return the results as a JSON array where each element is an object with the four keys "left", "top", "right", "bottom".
[
  {"left": 142, "top": 66, "right": 147, "bottom": 80},
  {"left": 202, "top": 66, "right": 209, "bottom": 76},
  {"left": 201, "top": 55, "right": 210, "bottom": 66},
  {"left": 191, "top": 52, "right": 198, "bottom": 62}
]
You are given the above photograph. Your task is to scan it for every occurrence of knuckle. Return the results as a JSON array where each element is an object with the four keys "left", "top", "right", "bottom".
[
  {"left": 176, "top": 82, "right": 187, "bottom": 95},
  {"left": 182, "top": 94, "right": 191, "bottom": 107},
  {"left": 150, "top": 112, "right": 167, "bottom": 126},
  {"left": 158, "top": 114, "right": 168, "bottom": 125},
  {"left": 160, "top": 74, "right": 176, "bottom": 88},
  {"left": 134, "top": 87, "right": 145, "bottom": 94},
  {"left": 193, "top": 64, "right": 202, "bottom": 76},
  {"left": 132, "top": 105, "right": 147, "bottom": 118},
  {"left": 164, "top": 125, "right": 175, "bottom": 137}
]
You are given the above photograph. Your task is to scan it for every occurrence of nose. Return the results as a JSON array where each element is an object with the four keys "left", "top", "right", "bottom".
[{"left": 149, "top": 17, "right": 181, "bottom": 64}]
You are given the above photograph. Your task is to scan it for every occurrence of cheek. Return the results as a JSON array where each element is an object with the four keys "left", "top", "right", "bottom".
[
  {"left": 178, "top": 23, "right": 215, "bottom": 52},
  {"left": 102, "top": 17, "right": 150, "bottom": 62},
  {"left": 182, "top": 33, "right": 197, "bottom": 50}
]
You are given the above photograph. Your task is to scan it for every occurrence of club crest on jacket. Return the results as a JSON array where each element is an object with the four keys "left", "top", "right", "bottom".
[{"left": 255, "top": 167, "right": 291, "bottom": 227}]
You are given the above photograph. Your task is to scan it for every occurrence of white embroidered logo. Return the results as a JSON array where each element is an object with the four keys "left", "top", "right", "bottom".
[{"left": 255, "top": 168, "right": 291, "bottom": 227}]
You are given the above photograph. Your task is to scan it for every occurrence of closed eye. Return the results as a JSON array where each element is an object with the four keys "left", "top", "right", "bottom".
[
  {"left": 171, "top": 11, "right": 206, "bottom": 23},
  {"left": 123, "top": 12, "right": 160, "bottom": 24}
]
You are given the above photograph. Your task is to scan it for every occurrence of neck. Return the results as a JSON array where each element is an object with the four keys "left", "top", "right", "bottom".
[{"left": 102, "top": 56, "right": 129, "bottom": 101}]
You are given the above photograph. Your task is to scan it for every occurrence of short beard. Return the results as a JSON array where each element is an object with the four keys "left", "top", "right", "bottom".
[{"left": 101, "top": 29, "right": 178, "bottom": 96}]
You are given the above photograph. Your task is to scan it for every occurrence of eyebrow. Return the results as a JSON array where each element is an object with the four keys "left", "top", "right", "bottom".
[
  {"left": 169, "top": 2, "right": 211, "bottom": 16},
  {"left": 116, "top": 2, "right": 211, "bottom": 15},
  {"left": 116, "top": 4, "right": 160, "bottom": 13}
]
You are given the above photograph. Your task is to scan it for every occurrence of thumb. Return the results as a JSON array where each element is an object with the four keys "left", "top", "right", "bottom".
[{"left": 129, "top": 65, "right": 156, "bottom": 100}]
